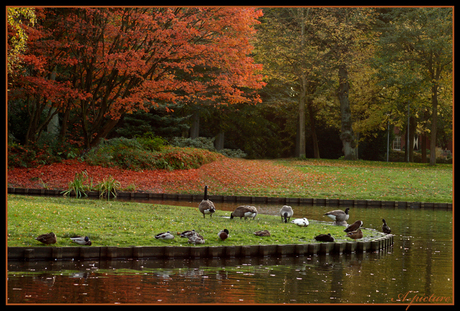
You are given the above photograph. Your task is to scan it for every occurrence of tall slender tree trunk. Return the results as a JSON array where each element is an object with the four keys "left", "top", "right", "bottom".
[
  {"left": 429, "top": 83, "right": 438, "bottom": 166},
  {"left": 307, "top": 100, "right": 320, "bottom": 158},
  {"left": 297, "top": 80, "right": 306, "bottom": 158},
  {"left": 190, "top": 111, "right": 200, "bottom": 139},
  {"left": 337, "top": 64, "right": 356, "bottom": 160}
]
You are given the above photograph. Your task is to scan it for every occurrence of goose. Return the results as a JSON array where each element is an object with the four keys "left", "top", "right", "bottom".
[
  {"left": 35, "top": 232, "right": 57, "bottom": 245},
  {"left": 70, "top": 236, "right": 92, "bottom": 245},
  {"left": 155, "top": 231, "right": 175, "bottom": 240},
  {"left": 344, "top": 220, "right": 363, "bottom": 233},
  {"left": 198, "top": 185, "right": 216, "bottom": 218},
  {"left": 291, "top": 218, "right": 309, "bottom": 227},
  {"left": 314, "top": 233, "right": 334, "bottom": 242},
  {"left": 230, "top": 205, "right": 258, "bottom": 220},
  {"left": 218, "top": 229, "right": 229, "bottom": 241},
  {"left": 382, "top": 219, "right": 391, "bottom": 234},
  {"left": 346, "top": 229, "right": 363, "bottom": 240},
  {"left": 279, "top": 205, "right": 294, "bottom": 223},
  {"left": 188, "top": 232, "right": 205, "bottom": 244},
  {"left": 179, "top": 229, "right": 196, "bottom": 238},
  {"left": 254, "top": 230, "right": 271, "bottom": 237},
  {"left": 324, "top": 207, "right": 350, "bottom": 222}
]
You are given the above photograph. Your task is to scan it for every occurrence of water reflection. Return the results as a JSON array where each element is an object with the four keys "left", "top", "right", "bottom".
[{"left": 8, "top": 202, "right": 453, "bottom": 304}]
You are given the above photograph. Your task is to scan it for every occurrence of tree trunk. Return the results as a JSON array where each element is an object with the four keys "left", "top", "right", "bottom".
[
  {"left": 337, "top": 64, "right": 356, "bottom": 160},
  {"left": 297, "top": 79, "right": 306, "bottom": 158},
  {"left": 429, "top": 83, "right": 438, "bottom": 166},
  {"left": 307, "top": 100, "right": 320, "bottom": 158},
  {"left": 190, "top": 111, "right": 200, "bottom": 139},
  {"left": 215, "top": 132, "right": 224, "bottom": 150},
  {"left": 408, "top": 116, "right": 416, "bottom": 162}
]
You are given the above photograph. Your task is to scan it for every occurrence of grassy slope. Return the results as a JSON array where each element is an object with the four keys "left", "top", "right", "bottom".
[{"left": 7, "top": 195, "right": 383, "bottom": 248}]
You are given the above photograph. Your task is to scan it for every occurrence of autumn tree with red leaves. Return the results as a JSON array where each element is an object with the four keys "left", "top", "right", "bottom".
[{"left": 8, "top": 7, "right": 265, "bottom": 148}]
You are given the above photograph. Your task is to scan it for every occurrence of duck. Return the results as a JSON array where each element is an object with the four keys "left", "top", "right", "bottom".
[
  {"left": 314, "top": 233, "right": 334, "bottom": 242},
  {"left": 179, "top": 229, "right": 196, "bottom": 238},
  {"left": 279, "top": 205, "right": 294, "bottom": 223},
  {"left": 198, "top": 185, "right": 216, "bottom": 218},
  {"left": 382, "top": 219, "right": 391, "bottom": 234},
  {"left": 291, "top": 218, "right": 309, "bottom": 227},
  {"left": 188, "top": 232, "right": 205, "bottom": 244},
  {"left": 344, "top": 220, "right": 363, "bottom": 233},
  {"left": 230, "top": 205, "right": 258, "bottom": 220},
  {"left": 155, "top": 231, "right": 175, "bottom": 240},
  {"left": 35, "top": 232, "right": 57, "bottom": 245},
  {"left": 70, "top": 236, "right": 92, "bottom": 245},
  {"left": 346, "top": 229, "right": 363, "bottom": 240},
  {"left": 218, "top": 229, "right": 229, "bottom": 241},
  {"left": 254, "top": 230, "right": 271, "bottom": 237},
  {"left": 324, "top": 207, "right": 350, "bottom": 222}
]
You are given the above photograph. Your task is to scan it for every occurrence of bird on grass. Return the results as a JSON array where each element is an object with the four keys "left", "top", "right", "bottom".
[
  {"left": 324, "top": 207, "right": 350, "bottom": 222},
  {"left": 36, "top": 232, "right": 57, "bottom": 245},
  {"left": 279, "top": 205, "right": 294, "bottom": 223},
  {"left": 218, "top": 229, "right": 229, "bottom": 241},
  {"left": 382, "top": 219, "right": 391, "bottom": 234},
  {"left": 155, "top": 231, "right": 175, "bottom": 240},
  {"left": 344, "top": 220, "right": 363, "bottom": 233},
  {"left": 178, "top": 229, "right": 196, "bottom": 238},
  {"left": 314, "top": 233, "right": 334, "bottom": 242},
  {"left": 70, "top": 236, "right": 92, "bottom": 246},
  {"left": 254, "top": 230, "right": 271, "bottom": 237},
  {"left": 198, "top": 185, "right": 216, "bottom": 218},
  {"left": 230, "top": 205, "right": 258, "bottom": 220},
  {"left": 346, "top": 229, "right": 363, "bottom": 240},
  {"left": 188, "top": 232, "right": 205, "bottom": 244},
  {"left": 291, "top": 218, "right": 309, "bottom": 227}
]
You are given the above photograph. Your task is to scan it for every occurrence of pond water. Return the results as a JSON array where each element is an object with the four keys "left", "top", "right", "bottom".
[{"left": 8, "top": 200, "right": 453, "bottom": 305}]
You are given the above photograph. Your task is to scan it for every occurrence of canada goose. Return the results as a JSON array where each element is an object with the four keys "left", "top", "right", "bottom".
[
  {"left": 198, "top": 185, "right": 216, "bottom": 218},
  {"left": 314, "top": 233, "right": 334, "bottom": 242},
  {"left": 324, "top": 207, "right": 350, "bottom": 222},
  {"left": 155, "top": 231, "right": 175, "bottom": 240},
  {"left": 279, "top": 205, "right": 294, "bottom": 223},
  {"left": 382, "top": 219, "right": 391, "bottom": 234},
  {"left": 70, "top": 236, "right": 92, "bottom": 245},
  {"left": 344, "top": 220, "right": 363, "bottom": 233},
  {"left": 179, "top": 229, "right": 196, "bottom": 238},
  {"left": 254, "top": 230, "right": 271, "bottom": 236},
  {"left": 230, "top": 205, "right": 258, "bottom": 220},
  {"left": 35, "top": 232, "right": 57, "bottom": 245},
  {"left": 346, "top": 228, "right": 363, "bottom": 240},
  {"left": 188, "top": 232, "right": 205, "bottom": 244},
  {"left": 291, "top": 218, "right": 309, "bottom": 227},
  {"left": 218, "top": 229, "right": 229, "bottom": 241}
]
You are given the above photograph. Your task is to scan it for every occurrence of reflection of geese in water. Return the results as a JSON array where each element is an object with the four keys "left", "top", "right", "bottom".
[{"left": 33, "top": 274, "right": 56, "bottom": 287}]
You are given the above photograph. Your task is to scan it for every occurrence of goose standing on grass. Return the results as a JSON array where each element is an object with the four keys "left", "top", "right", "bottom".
[
  {"left": 198, "top": 185, "right": 216, "bottom": 218},
  {"left": 279, "top": 205, "right": 294, "bottom": 223},
  {"left": 35, "top": 232, "right": 57, "bottom": 245},
  {"left": 230, "top": 205, "right": 258, "bottom": 220},
  {"left": 218, "top": 229, "right": 229, "bottom": 241},
  {"left": 291, "top": 218, "right": 309, "bottom": 227},
  {"left": 346, "top": 229, "right": 363, "bottom": 240},
  {"left": 382, "top": 219, "right": 391, "bottom": 234},
  {"left": 344, "top": 220, "right": 363, "bottom": 233},
  {"left": 155, "top": 231, "right": 175, "bottom": 240},
  {"left": 314, "top": 233, "right": 334, "bottom": 242},
  {"left": 70, "top": 236, "right": 92, "bottom": 245},
  {"left": 324, "top": 207, "right": 350, "bottom": 225}
]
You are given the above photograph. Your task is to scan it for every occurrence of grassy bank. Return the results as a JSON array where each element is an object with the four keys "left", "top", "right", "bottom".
[{"left": 7, "top": 195, "right": 382, "bottom": 248}]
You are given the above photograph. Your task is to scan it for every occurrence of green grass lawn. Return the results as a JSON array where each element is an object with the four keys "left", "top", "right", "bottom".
[
  {"left": 276, "top": 159, "right": 453, "bottom": 203},
  {"left": 7, "top": 195, "right": 384, "bottom": 248}
]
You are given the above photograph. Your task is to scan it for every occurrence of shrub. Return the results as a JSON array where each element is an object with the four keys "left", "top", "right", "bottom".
[
  {"left": 169, "top": 136, "right": 247, "bottom": 158},
  {"left": 84, "top": 137, "right": 223, "bottom": 171}
]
